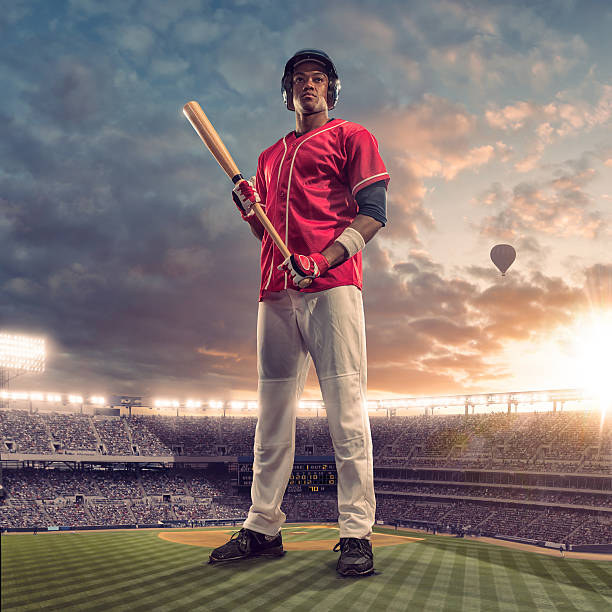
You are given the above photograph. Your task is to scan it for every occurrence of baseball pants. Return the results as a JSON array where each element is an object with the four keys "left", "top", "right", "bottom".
[{"left": 242, "top": 285, "right": 376, "bottom": 539}]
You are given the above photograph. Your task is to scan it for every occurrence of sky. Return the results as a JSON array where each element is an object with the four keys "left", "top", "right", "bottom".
[{"left": 1, "top": 0, "right": 611, "bottom": 402}]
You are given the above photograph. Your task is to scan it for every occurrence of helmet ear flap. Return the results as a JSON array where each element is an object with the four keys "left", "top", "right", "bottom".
[{"left": 282, "top": 74, "right": 295, "bottom": 111}]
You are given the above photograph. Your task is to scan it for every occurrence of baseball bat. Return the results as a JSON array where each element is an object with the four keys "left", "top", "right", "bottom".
[{"left": 182, "top": 100, "right": 312, "bottom": 288}]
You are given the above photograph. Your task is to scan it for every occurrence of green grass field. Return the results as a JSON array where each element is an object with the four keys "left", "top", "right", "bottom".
[{"left": 2, "top": 526, "right": 611, "bottom": 611}]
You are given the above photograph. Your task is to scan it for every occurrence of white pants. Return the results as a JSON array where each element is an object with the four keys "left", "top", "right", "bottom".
[{"left": 242, "top": 285, "right": 376, "bottom": 539}]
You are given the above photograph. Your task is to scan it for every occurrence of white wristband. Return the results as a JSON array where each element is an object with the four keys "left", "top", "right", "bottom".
[{"left": 335, "top": 227, "right": 366, "bottom": 259}]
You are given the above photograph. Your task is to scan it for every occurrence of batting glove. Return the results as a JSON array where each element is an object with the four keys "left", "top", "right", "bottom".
[
  {"left": 232, "top": 178, "right": 262, "bottom": 218},
  {"left": 279, "top": 252, "right": 330, "bottom": 287}
]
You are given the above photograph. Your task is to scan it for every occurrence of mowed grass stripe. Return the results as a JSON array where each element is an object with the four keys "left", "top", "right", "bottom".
[
  {"left": 209, "top": 553, "right": 326, "bottom": 611},
  {"left": 2, "top": 538, "right": 199, "bottom": 610},
  {"left": 105, "top": 553, "right": 250, "bottom": 612},
  {"left": 371, "top": 541, "right": 432, "bottom": 611},
  {"left": 422, "top": 546, "right": 458, "bottom": 612},
  {"left": 460, "top": 548, "right": 483, "bottom": 611},
  {"left": 253, "top": 554, "right": 342, "bottom": 612},
  {"left": 2, "top": 535, "right": 167, "bottom": 588},
  {"left": 111, "top": 556, "right": 218, "bottom": 612},
  {"left": 546, "top": 560, "right": 612, "bottom": 611},
  {"left": 359, "top": 545, "right": 421, "bottom": 612},
  {"left": 440, "top": 542, "right": 469, "bottom": 612},
  {"left": 4, "top": 547, "right": 190, "bottom": 610},
  {"left": 476, "top": 548, "right": 501, "bottom": 612},
  {"left": 400, "top": 542, "right": 448, "bottom": 610},
  {"left": 580, "top": 562, "right": 612, "bottom": 598},
  {"left": 499, "top": 550, "right": 540, "bottom": 610},
  {"left": 485, "top": 549, "right": 522, "bottom": 611},
  {"left": 2, "top": 538, "right": 180, "bottom": 606},
  {"left": 524, "top": 556, "right": 582, "bottom": 611},
  {"left": 3, "top": 529, "right": 612, "bottom": 612},
  {"left": 326, "top": 546, "right": 409, "bottom": 610}
]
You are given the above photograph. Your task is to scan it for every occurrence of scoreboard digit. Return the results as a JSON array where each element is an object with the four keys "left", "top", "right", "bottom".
[{"left": 237, "top": 459, "right": 337, "bottom": 492}]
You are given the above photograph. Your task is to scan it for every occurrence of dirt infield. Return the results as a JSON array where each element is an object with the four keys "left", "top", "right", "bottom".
[{"left": 159, "top": 526, "right": 422, "bottom": 551}]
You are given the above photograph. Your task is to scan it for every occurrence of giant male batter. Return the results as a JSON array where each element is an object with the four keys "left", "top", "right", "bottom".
[{"left": 209, "top": 49, "right": 390, "bottom": 576}]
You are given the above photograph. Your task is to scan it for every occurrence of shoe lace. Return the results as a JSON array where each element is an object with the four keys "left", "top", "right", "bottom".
[
  {"left": 333, "top": 538, "right": 371, "bottom": 557},
  {"left": 229, "top": 529, "right": 252, "bottom": 553}
]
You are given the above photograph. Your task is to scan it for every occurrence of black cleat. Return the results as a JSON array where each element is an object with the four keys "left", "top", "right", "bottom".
[
  {"left": 208, "top": 528, "right": 284, "bottom": 564},
  {"left": 333, "top": 537, "right": 374, "bottom": 576}
]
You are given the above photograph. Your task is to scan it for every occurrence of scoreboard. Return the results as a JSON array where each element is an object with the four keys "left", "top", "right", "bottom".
[{"left": 237, "top": 457, "right": 336, "bottom": 493}]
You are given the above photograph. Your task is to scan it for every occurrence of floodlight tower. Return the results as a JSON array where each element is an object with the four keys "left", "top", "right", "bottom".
[{"left": 0, "top": 333, "right": 46, "bottom": 408}]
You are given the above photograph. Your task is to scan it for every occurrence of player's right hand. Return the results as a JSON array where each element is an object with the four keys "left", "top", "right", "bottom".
[{"left": 232, "top": 178, "right": 261, "bottom": 218}]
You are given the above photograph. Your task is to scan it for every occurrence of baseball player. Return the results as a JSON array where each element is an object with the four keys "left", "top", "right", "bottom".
[{"left": 209, "top": 49, "right": 389, "bottom": 576}]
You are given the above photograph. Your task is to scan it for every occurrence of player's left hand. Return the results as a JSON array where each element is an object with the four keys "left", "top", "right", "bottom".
[{"left": 278, "top": 252, "right": 330, "bottom": 287}]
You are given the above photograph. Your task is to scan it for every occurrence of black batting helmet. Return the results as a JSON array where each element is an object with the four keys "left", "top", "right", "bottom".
[{"left": 281, "top": 49, "right": 341, "bottom": 111}]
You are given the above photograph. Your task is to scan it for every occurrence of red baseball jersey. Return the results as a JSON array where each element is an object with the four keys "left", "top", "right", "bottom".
[{"left": 255, "top": 118, "right": 390, "bottom": 300}]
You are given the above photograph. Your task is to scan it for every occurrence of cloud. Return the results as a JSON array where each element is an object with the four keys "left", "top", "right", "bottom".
[
  {"left": 116, "top": 25, "right": 156, "bottom": 55},
  {"left": 362, "top": 245, "right": 590, "bottom": 395},
  {"left": 366, "top": 94, "right": 507, "bottom": 243},
  {"left": 485, "top": 85, "right": 612, "bottom": 170},
  {"left": 478, "top": 156, "right": 607, "bottom": 240},
  {"left": 174, "top": 18, "right": 223, "bottom": 45}
]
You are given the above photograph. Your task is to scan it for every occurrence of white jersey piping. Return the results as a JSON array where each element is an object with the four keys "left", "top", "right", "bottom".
[
  {"left": 351, "top": 172, "right": 389, "bottom": 195},
  {"left": 263, "top": 137, "right": 288, "bottom": 291},
  {"left": 285, "top": 121, "right": 349, "bottom": 249}
]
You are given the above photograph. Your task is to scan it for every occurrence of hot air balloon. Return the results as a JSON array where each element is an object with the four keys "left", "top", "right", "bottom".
[{"left": 490, "top": 244, "right": 516, "bottom": 276}]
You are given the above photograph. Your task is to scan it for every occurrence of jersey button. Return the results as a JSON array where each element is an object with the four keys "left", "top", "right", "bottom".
[{"left": 279, "top": 190, "right": 286, "bottom": 198}]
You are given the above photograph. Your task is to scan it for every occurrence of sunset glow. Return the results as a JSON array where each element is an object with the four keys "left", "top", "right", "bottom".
[{"left": 571, "top": 310, "right": 612, "bottom": 413}]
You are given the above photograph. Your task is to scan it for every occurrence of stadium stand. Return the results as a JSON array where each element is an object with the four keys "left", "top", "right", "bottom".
[{"left": 1, "top": 409, "right": 610, "bottom": 547}]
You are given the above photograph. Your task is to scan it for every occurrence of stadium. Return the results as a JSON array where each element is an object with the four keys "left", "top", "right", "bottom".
[{"left": 1, "top": 364, "right": 611, "bottom": 610}]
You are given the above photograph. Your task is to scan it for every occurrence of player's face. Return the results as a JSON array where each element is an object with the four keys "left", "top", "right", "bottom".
[{"left": 292, "top": 61, "right": 329, "bottom": 114}]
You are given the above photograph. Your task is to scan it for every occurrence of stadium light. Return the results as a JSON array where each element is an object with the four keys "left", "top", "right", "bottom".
[
  {"left": 154, "top": 399, "right": 180, "bottom": 408},
  {"left": 89, "top": 396, "right": 106, "bottom": 405},
  {"left": 46, "top": 393, "right": 62, "bottom": 402},
  {"left": 68, "top": 395, "right": 83, "bottom": 404},
  {"left": 10, "top": 391, "right": 29, "bottom": 401},
  {"left": 0, "top": 333, "right": 46, "bottom": 372},
  {"left": 186, "top": 400, "right": 202, "bottom": 409}
]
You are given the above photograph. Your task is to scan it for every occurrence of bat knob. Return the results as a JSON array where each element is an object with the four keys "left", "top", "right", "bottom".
[{"left": 298, "top": 278, "right": 313, "bottom": 289}]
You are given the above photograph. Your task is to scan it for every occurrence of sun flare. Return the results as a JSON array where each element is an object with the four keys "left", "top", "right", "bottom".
[{"left": 571, "top": 310, "right": 612, "bottom": 414}]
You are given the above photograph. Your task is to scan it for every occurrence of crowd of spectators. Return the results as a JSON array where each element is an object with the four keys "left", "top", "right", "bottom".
[
  {"left": 2, "top": 410, "right": 610, "bottom": 476},
  {"left": 43, "top": 502, "right": 91, "bottom": 526},
  {"left": 126, "top": 417, "right": 172, "bottom": 456},
  {"left": 1, "top": 408, "right": 610, "bottom": 544},
  {"left": 2, "top": 469, "right": 57, "bottom": 500},
  {"left": 565, "top": 517, "right": 612, "bottom": 545},
  {"left": 48, "top": 414, "right": 98, "bottom": 454},
  {"left": 130, "top": 416, "right": 219, "bottom": 456},
  {"left": 374, "top": 482, "right": 612, "bottom": 508},
  {"left": 0, "top": 410, "right": 52, "bottom": 453},
  {"left": 91, "top": 471, "right": 142, "bottom": 498},
  {"left": 221, "top": 417, "right": 257, "bottom": 455},
  {"left": 88, "top": 502, "right": 135, "bottom": 525},
  {"left": 140, "top": 470, "right": 188, "bottom": 496},
  {"left": 374, "top": 496, "right": 610, "bottom": 545},
  {"left": 94, "top": 418, "right": 133, "bottom": 455},
  {"left": 130, "top": 501, "right": 176, "bottom": 523},
  {"left": 0, "top": 502, "right": 48, "bottom": 528},
  {"left": 1, "top": 466, "right": 610, "bottom": 546}
]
